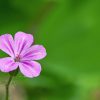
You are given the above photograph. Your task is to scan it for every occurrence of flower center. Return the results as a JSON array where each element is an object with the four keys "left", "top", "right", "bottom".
[{"left": 15, "top": 55, "right": 20, "bottom": 62}]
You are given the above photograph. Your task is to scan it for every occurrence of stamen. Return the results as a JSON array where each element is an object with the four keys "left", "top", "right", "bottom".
[{"left": 15, "top": 55, "right": 20, "bottom": 62}]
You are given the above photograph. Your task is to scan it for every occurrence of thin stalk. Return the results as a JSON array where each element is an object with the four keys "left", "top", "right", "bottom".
[{"left": 6, "top": 75, "right": 13, "bottom": 100}]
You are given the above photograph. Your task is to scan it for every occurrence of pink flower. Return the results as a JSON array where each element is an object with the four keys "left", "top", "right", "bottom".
[{"left": 0, "top": 32, "right": 47, "bottom": 78}]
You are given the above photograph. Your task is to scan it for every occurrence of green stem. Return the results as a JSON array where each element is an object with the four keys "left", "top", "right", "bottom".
[{"left": 6, "top": 75, "right": 13, "bottom": 100}]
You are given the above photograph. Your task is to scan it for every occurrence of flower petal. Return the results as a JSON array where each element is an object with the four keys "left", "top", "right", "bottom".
[
  {"left": 19, "top": 61, "right": 41, "bottom": 78},
  {"left": 0, "top": 34, "right": 14, "bottom": 57},
  {"left": 22, "top": 45, "right": 47, "bottom": 61},
  {"left": 14, "top": 32, "right": 33, "bottom": 56},
  {"left": 0, "top": 57, "right": 18, "bottom": 72}
]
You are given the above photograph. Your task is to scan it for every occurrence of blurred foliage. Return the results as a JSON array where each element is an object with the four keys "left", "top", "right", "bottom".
[{"left": 0, "top": 0, "right": 100, "bottom": 100}]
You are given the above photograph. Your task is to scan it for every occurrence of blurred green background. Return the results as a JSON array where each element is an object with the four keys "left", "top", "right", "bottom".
[{"left": 0, "top": 0, "right": 100, "bottom": 100}]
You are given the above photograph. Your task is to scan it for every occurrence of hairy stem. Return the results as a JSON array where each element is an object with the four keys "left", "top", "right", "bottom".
[{"left": 6, "top": 75, "right": 13, "bottom": 100}]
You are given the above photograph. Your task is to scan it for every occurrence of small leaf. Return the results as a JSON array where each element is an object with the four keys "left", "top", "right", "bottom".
[{"left": 9, "top": 68, "right": 19, "bottom": 77}]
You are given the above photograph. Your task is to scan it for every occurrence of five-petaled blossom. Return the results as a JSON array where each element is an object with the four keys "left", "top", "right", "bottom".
[{"left": 0, "top": 32, "right": 47, "bottom": 78}]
